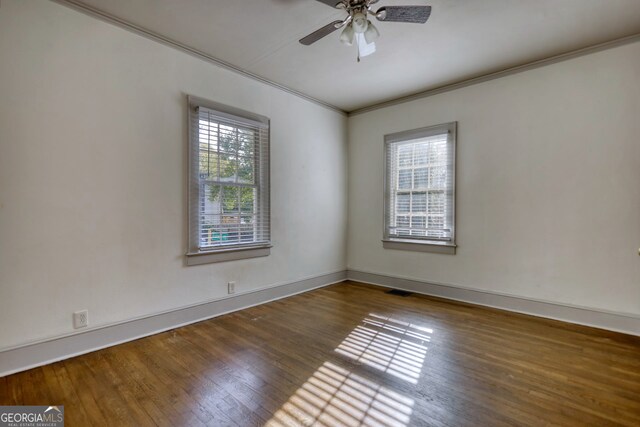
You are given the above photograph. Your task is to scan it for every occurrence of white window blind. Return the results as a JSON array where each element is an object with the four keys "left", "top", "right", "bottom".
[
  {"left": 384, "top": 122, "right": 456, "bottom": 246},
  {"left": 188, "top": 97, "right": 270, "bottom": 257}
]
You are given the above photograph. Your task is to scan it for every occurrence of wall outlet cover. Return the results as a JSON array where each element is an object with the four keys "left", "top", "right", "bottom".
[{"left": 73, "top": 310, "right": 89, "bottom": 329}]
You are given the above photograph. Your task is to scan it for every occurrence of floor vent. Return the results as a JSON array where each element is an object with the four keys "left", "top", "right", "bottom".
[{"left": 386, "top": 289, "right": 413, "bottom": 297}]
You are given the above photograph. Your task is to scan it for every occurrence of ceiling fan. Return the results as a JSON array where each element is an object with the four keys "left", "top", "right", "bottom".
[{"left": 299, "top": 0, "right": 432, "bottom": 61}]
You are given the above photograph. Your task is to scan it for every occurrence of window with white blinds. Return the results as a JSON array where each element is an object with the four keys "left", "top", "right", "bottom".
[
  {"left": 384, "top": 122, "right": 456, "bottom": 250},
  {"left": 187, "top": 97, "right": 270, "bottom": 263}
]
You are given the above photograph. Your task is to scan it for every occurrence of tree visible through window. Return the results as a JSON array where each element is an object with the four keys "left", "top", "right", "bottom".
[
  {"left": 199, "top": 118, "right": 258, "bottom": 246},
  {"left": 189, "top": 99, "right": 270, "bottom": 255}
]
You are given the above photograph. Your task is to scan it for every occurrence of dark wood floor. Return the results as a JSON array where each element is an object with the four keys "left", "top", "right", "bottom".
[{"left": 1, "top": 281, "right": 639, "bottom": 426}]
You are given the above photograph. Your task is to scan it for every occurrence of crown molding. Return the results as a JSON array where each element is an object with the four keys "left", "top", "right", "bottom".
[
  {"left": 348, "top": 32, "right": 640, "bottom": 116},
  {"left": 50, "top": 1, "right": 640, "bottom": 117},
  {"left": 50, "top": 0, "right": 347, "bottom": 116}
]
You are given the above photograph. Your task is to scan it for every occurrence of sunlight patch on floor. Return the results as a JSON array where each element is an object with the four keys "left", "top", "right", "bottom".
[
  {"left": 335, "top": 314, "right": 431, "bottom": 384},
  {"left": 265, "top": 361, "right": 414, "bottom": 427}
]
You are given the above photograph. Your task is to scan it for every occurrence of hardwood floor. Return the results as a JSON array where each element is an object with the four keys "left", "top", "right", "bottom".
[{"left": 1, "top": 281, "right": 639, "bottom": 426}]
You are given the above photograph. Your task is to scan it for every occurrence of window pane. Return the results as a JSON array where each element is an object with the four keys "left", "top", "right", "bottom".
[
  {"left": 237, "top": 155, "right": 254, "bottom": 184},
  {"left": 202, "top": 184, "right": 222, "bottom": 216},
  {"left": 429, "top": 166, "right": 446, "bottom": 188},
  {"left": 200, "top": 214, "right": 253, "bottom": 246},
  {"left": 398, "top": 170, "right": 412, "bottom": 189},
  {"left": 199, "top": 120, "right": 218, "bottom": 152},
  {"left": 218, "top": 125, "right": 238, "bottom": 154},
  {"left": 428, "top": 215, "right": 444, "bottom": 229},
  {"left": 237, "top": 129, "right": 255, "bottom": 156},
  {"left": 396, "top": 193, "right": 410, "bottom": 213},
  {"left": 414, "top": 143, "right": 428, "bottom": 165},
  {"left": 199, "top": 151, "right": 219, "bottom": 179},
  {"left": 396, "top": 216, "right": 410, "bottom": 228},
  {"left": 414, "top": 168, "right": 428, "bottom": 189},
  {"left": 221, "top": 186, "right": 240, "bottom": 213},
  {"left": 398, "top": 145, "right": 413, "bottom": 167},
  {"left": 396, "top": 216, "right": 410, "bottom": 235},
  {"left": 429, "top": 141, "right": 446, "bottom": 163},
  {"left": 219, "top": 153, "right": 237, "bottom": 182},
  {"left": 411, "top": 216, "right": 426, "bottom": 236},
  {"left": 200, "top": 218, "right": 223, "bottom": 247},
  {"left": 428, "top": 192, "right": 445, "bottom": 216},
  {"left": 221, "top": 216, "right": 240, "bottom": 243},
  {"left": 240, "top": 187, "right": 256, "bottom": 213},
  {"left": 200, "top": 214, "right": 243, "bottom": 246},
  {"left": 240, "top": 215, "right": 255, "bottom": 242},
  {"left": 412, "top": 192, "right": 426, "bottom": 213}
]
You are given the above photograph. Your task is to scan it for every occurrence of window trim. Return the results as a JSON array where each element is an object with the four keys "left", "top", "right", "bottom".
[
  {"left": 383, "top": 122, "right": 457, "bottom": 254},
  {"left": 186, "top": 95, "right": 271, "bottom": 264}
]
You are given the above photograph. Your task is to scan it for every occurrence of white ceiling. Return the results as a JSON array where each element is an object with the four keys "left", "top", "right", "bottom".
[{"left": 70, "top": 0, "right": 640, "bottom": 112}]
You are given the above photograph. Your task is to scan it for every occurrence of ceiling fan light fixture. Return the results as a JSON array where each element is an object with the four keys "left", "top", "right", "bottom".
[
  {"left": 299, "top": 1, "right": 433, "bottom": 62},
  {"left": 340, "top": 24, "right": 355, "bottom": 46},
  {"left": 364, "top": 20, "right": 379, "bottom": 44},
  {"left": 352, "top": 12, "right": 368, "bottom": 33}
]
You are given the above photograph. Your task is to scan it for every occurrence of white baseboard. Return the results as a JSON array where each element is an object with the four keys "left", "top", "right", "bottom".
[
  {"left": 347, "top": 269, "right": 640, "bottom": 337},
  {"left": 0, "top": 270, "right": 347, "bottom": 377},
  {"left": 3, "top": 268, "right": 637, "bottom": 377}
]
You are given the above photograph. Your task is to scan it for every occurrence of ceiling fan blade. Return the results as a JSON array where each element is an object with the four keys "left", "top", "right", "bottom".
[
  {"left": 313, "top": 0, "right": 342, "bottom": 7},
  {"left": 299, "top": 20, "right": 342, "bottom": 45},
  {"left": 376, "top": 5, "right": 432, "bottom": 23}
]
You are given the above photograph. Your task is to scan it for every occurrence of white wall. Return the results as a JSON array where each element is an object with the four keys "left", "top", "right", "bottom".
[
  {"left": 1, "top": 2, "right": 638, "bottom": 355},
  {"left": 0, "top": 1, "right": 348, "bottom": 350},
  {"left": 348, "top": 41, "right": 640, "bottom": 315}
]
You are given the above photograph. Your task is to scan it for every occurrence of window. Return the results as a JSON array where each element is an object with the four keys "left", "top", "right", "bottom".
[
  {"left": 384, "top": 122, "right": 456, "bottom": 254},
  {"left": 187, "top": 96, "right": 270, "bottom": 265}
]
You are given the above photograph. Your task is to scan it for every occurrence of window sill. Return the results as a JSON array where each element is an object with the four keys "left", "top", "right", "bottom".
[
  {"left": 186, "top": 244, "right": 272, "bottom": 266},
  {"left": 382, "top": 239, "right": 456, "bottom": 255}
]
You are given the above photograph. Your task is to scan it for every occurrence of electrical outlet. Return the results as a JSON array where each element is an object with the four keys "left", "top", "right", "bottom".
[
  {"left": 73, "top": 310, "right": 89, "bottom": 329},
  {"left": 228, "top": 281, "right": 236, "bottom": 294}
]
